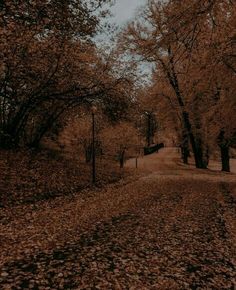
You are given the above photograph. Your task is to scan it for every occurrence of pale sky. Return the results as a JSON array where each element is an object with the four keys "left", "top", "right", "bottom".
[{"left": 111, "top": 0, "right": 147, "bottom": 25}]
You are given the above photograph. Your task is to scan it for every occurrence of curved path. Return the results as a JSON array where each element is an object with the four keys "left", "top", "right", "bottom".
[
  {"left": 126, "top": 147, "right": 180, "bottom": 172},
  {"left": 0, "top": 148, "right": 236, "bottom": 289},
  {"left": 127, "top": 147, "right": 236, "bottom": 174}
]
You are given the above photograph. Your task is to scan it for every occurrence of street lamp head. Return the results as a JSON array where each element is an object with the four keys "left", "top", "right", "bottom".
[
  {"left": 144, "top": 110, "right": 151, "bottom": 115},
  {"left": 91, "top": 105, "right": 97, "bottom": 114}
]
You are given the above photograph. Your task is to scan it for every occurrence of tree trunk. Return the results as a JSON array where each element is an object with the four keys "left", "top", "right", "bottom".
[
  {"left": 217, "top": 130, "right": 230, "bottom": 172},
  {"left": 182, "top": 146, "right": 189, "bottom": 164},
  {"left": 164, "top": 55, "right": 207, "bottom": 169},
  {"left": 182, "top": 112, "right": 207, "bottom": 169},
  {"left": 119, "top": 148, "right": 126, "bottom": 168},
  {"left": 180, "top": 132, "right": 189, "bottom": 164},
  {"left": 220, "top": 145, "right": 230, "bottom": 172},
  {"left": 84, "top": 143, "right": 92, "bottom": 163},
  {"left": 203, "top": 145, "right": 210, "bottom": 167}
]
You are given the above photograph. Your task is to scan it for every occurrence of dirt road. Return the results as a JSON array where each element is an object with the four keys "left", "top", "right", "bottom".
[
  {"left": 126, "top": 147, "right": 236, "bottom": 174},
  {"left": 0, "top": 148, "right": 236, "bottom": 289},
  {"left": 126, "top": 147, "right": 180, "bottom": 172}
]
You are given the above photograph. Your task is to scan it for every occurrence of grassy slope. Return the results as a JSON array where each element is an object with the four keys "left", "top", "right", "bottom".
[{"left": 0, "top": 149, "right": 126, "bottom": 207}]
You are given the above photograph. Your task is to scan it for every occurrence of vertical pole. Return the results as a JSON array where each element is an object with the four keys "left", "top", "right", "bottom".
[
  {"left": 147, "top": 113, "right": 151, "bottom": 147},
  {"left": 92, "top": 112, "right": 96, "bottom": 184}
]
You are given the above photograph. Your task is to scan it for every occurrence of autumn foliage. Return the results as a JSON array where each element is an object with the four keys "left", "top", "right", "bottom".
[
  {"left": 0, "top": 0, "right": 235, "bottom": 172},
  {"left": 0, "top": 0, "right": 134, "bottom": 148},
  {"left": 121, "top": 0, "right": 236, "bottom": 171}
]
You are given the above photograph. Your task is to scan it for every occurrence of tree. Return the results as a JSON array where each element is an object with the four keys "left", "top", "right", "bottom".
[
  {"left": 120, "top": 0, "right": 236, "bottom": 170},
  {"left": 100, "top": 122, "right": 140, "bottom": 167},
  {"left": 121, "top": 0, "right": 205, "bottom": 168},
  {"left": 0, "top": 0, "right": 116, "bottom": 148}
]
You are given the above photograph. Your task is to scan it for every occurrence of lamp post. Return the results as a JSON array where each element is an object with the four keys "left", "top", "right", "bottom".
[
  {"left": 144, "top": 111, "right": 152, "bottom": 147},
  {"left": 91, "top": 105, "right": 97, "bottom": 184}
]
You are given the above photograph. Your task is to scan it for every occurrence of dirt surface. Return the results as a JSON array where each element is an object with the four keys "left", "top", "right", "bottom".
[
  {"left": 126, "top": 147, "right": 236, "bottom": 174},
  {"left": 0, "top": 148, "right": 236, "bottom": 289}
]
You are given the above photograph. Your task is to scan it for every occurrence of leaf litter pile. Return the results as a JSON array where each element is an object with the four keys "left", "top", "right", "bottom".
[{"left": 0, "top": 150, "right": 236, "bottom": 289}]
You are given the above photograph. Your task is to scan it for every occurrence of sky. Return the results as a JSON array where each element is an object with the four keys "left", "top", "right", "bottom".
[
  {"left": 110, "top": 0, "right": 147, "bottom": 25},
  {"left": 96, "top": 0, "right": 152, "bottom": 81}
]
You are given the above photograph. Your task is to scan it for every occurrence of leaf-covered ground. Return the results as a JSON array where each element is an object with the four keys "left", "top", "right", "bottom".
[
  {"left": 0, "top": 149, "right": 123, "bottom": 207},
  {"left": 0, "top": 148, "right": 236, "bottom": 289}
]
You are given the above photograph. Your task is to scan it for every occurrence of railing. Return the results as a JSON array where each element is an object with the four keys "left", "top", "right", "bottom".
[{"left": 144, "top": 143, "right": 164, "bottom": 155}]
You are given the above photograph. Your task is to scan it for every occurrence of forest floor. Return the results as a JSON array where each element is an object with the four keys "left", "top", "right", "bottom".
[{"left": 0, "top": 148, "right": 236, "bottom": 289}]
